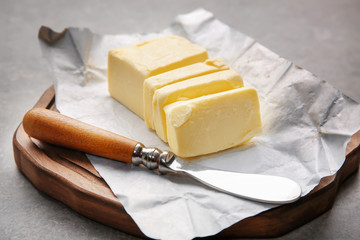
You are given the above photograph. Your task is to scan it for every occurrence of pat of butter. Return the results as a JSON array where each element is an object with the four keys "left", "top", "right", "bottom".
[
  {"left": 108, "top": 35, "right": 208, "bottom": 118},
  {"left": 143, "top": 58, "right": 229, "bottom": 129},
  {"left": 153, "top": 69, "right": 244, "bottom": 142},
  {"left": 164, "top": 87, "right": 262, "bottom": 158}
]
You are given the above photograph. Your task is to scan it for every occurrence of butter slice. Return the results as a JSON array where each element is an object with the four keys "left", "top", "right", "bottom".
[
  {"left": 153, "top": 69, "right": 244, "bottom": 142},
  {"left": 143, "top": 58, "right": 229, "bottom": 129},
  {"left": 108, "top": 35, "right": 208, "bottom": 118},
  {"left": 164, "top": 87, "right": 262, "bottom": 158}
]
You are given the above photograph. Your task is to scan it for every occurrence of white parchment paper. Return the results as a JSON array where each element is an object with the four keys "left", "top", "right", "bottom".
[{"left": 39, "top": 9, "right": 360, "bottom": 240}]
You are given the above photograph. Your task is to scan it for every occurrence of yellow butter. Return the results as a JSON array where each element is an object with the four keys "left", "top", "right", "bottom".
[
  {"left": 153, "top": 69, "right": 244, "bottom": 142},
  {"left": 108, "top": 35, "right": 208, "bottom": 118},
  {"left": 143, "top": 58, "right": 229, "bottom": 129},
  {"left": 164, "top": 87, "right": 262, "bottom": 158}
]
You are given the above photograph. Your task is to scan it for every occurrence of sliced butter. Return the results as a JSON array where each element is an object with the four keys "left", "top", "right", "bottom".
[
  {"left": 108, "top": 35, "right": 208, "bottom": 118},
  {"left": 143, "top": 58, "right": 229, "bottom": 129},
  {"left": 164, "top": 87, "right": 262, "bottom": 158},
  {"left": 153, "top": 69, "right": 244, "bottom": 142}
]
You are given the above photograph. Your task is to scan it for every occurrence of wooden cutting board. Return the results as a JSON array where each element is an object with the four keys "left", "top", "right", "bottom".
[{"left": 13, "top": 86, "right": 360, "bottom": 238}]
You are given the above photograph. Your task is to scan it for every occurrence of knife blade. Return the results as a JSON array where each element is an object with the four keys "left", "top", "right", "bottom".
[{"left": 23, "top": 108, "right": 301, "bottom": 204}]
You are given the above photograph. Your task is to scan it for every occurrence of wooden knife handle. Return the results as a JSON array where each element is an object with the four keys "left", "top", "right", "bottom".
[{"left": 23, "top": 108, "right": 139, "bottom": 163}]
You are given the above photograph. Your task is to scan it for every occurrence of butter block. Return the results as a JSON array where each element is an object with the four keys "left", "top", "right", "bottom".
[
  {"left": 108, "top": 35, "right": 208, "bottom": 118},
  {"left": 164, "top": 87, "right": 262, "bottom": 158},
  {"left": 143, "top": 58, "right": 229, "bottom": 129},
  {"left": 153, "top": 69, "right": 244, "bottom": 142}
]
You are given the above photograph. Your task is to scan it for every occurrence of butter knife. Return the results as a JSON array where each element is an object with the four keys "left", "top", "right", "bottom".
[{"left": 23, "top": 108, "right": 301, "bottom": 204}]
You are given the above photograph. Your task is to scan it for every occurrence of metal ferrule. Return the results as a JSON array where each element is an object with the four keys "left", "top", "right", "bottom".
[{"left": 132, "top": 143, "right": 177, "bottom": 174}]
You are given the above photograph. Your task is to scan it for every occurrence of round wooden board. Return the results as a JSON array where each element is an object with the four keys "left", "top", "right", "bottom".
[{"left": 13, "top": 86, "right": 360, "bottom": 239}]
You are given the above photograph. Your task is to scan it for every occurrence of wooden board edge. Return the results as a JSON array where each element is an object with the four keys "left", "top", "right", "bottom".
[
  {"left": 12, "top": 129, "right": 146, "bottom": 238},
  {"left": 12, "top": 86, "right": 147, "bottom": 238},
  {"left": 216, "top": 145, "right": 359, "bottom": 238}
]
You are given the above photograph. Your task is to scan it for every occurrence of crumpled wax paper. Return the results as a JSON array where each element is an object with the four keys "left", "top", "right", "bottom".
[{"left": 39, "top": 8, "right": 360, "bottom": 240}]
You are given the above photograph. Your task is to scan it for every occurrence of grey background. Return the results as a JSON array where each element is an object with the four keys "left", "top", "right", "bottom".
[{"left": 1, "top": 0, "right": 359, "bottom": 239}]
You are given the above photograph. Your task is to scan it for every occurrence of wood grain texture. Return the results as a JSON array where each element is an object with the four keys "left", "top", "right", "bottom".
[
  {"left": 13, "top": 86, "right": 360, "bottom": 238},
  {"left": 23, "top": 108, "right": 138, "bottom": 163}
]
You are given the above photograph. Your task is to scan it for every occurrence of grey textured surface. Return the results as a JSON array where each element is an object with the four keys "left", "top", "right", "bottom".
[{"left": 1, "top": 0, "right": 359, "bottom": 239}]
